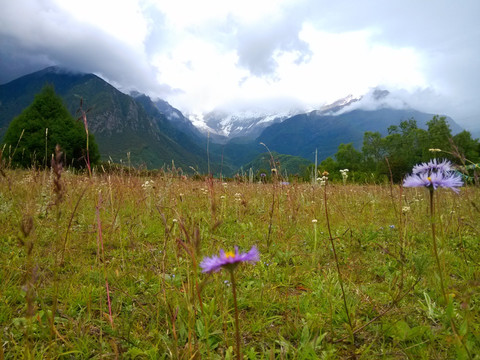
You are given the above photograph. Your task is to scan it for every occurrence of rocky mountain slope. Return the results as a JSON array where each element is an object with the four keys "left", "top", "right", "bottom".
[{"left": 0, "top": 67, "right": 211, "bottom": 170}]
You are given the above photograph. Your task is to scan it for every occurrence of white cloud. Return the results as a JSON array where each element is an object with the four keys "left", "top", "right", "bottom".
[
  {"left": 1, "top": 0, "right": 479, "bottom": 131},
  {"left": 52, "top": 0, "right": 149, "bottom": 49}
]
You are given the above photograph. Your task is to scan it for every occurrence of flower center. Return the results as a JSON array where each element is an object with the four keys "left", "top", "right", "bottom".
[
  {"left": 427, "top": 176, "right": 432, "bottom": 182},
  {"left": 225, "top": 251, "right": 235, "bottom": 259}
]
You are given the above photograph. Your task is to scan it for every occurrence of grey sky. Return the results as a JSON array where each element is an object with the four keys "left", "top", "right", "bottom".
[{"left": 1, "top": 0, "right": 479, "bottom": 131}]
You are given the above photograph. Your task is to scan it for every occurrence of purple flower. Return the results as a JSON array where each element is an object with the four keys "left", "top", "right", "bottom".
[
  {"left": 200, "top": 246, "right": 260, "bottom": 273},
  {"left": 412, "top": 158, "right": 453, "bottom": 175},
  {"left": 403, "top": 171, "right": 463, "bottom": 193}
]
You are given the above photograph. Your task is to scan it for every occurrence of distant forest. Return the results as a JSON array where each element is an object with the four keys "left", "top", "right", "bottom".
[{"left": 315, "top": 116, "right": 479, "bottom": 183}]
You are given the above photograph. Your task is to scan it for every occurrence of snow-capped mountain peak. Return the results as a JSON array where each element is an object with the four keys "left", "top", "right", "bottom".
[
  {"left": 187, "top": 89, "right": 412, "bottom": 140},
  {"left": 189, "top": 108, "right": 303, "bottom": 139}
]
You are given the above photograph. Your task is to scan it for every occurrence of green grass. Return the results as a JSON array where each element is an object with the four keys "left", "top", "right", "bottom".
[{"left": 0, "top": 169, "right": 479, "bottom": 359}]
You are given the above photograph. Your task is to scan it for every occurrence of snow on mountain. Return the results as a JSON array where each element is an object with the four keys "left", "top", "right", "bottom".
[
  {"left": 187, "top": 94, "right": 362, "bottom": 139},
  {"left": 316, "top": 94, "right": 361, "bottom": 115},
  {"left": 153, "top": 88, "right": 437, "bottom": 142},
  {"left": 189, "top": 109, "right": 303, "bottom": 139},
  {"left": 188, "top": 113, "right": 216, "bottom": 133}
]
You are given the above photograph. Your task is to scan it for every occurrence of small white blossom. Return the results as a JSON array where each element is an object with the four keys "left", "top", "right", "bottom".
[
  {"left": 340, "top": 169, "right": 349, "bottom": 184},
  {"left": 142, "top": 180, "right": 155, "bottom": 190}
]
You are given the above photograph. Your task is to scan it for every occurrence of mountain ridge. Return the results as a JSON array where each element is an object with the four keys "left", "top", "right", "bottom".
[
  {"left": 0, "top": 66, "right": 212, "bottom": 171},
  {"left": 0, "top": 67, "right": 469, "bottom": 175},
  {"left": 256, "top": 107, "right": 462, "bottom": 162}
]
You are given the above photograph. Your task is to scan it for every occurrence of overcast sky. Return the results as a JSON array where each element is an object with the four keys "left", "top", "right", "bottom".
[{"left": 1, "top": 0, "right": 479, "bottom": 130}]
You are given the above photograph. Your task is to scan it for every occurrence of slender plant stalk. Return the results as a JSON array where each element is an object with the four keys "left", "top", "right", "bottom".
[
  {"left": 50, "top": 146, "right": 65, "bottom": 341},
  {"left": 169, "top": 306, "right": 180, "bottom": 358},
  {"left": 207, "top": 131, "right": 211, "bottom": 176},
  {"left": 260, "top": 142, "right": 278, "bottom": 248},
  {"left": 96, "top": 193, "right": 114, "bottom": 327},
  {"left": 20, "top": 215, "right": 35, "bottom": 358},
  {"left": 44, "top": 128, "right": 48, "bottom": 168},
  {"left": 429, "top": 189, "right": 472, "bottom": 359},
  {"left": 266, "top": 186, "right": 275, "bottom": 248},
  {"left": 229, "top": 269, "right": 242, "bottom": 360},
  {"left": 9, "top": 129, "right": 25, "bottom": 167},
  {"left": 323, "top": 181, "right": 353, "bottom": 333},
  {"left": 429, "top": 189, "right": 447, "bottom": 302},
  {"left": 60, "top": 187, "right": 87, "bottom": 265},
  {"left": 77, "top": 99, "right": 92, "bottom": 177},
  {"left": 0, "top": 330, "right": 3, "bottom": 360},
  {"left": 334, "top": 277, "right": 421, "bottom": 343}
]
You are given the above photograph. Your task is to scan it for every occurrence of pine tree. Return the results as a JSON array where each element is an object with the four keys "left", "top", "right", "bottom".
[{"left": 2, "top": 85, "right": 100, "bottom": 168}]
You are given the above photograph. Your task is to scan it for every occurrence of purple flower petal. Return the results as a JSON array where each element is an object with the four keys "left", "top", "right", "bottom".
[
  {"left": 412, "top": 158, "right": 453, "bottom": 175},
  {"left": 200, "top": 246, "right": 260, "bottom": 273},
  {"left": 403, "top": 167, "right": 463, "bottom": 193}
]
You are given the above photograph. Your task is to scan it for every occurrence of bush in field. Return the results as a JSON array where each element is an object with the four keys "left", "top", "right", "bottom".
[{"left": 2, "top": 85, "right": 99, "bottom": 168}]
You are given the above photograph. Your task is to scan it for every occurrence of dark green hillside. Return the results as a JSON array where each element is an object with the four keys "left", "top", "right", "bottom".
[
  {"left": 134, "top": 95, "right": 205, "bottom": 153},
  {"left": 59, "top": 76, "right": 209, "bottom": 170},
  {"left": 257, "top": 108, "right": 463, "bottom": 162},
  {"left": 213, "top": 138, "right": 263, "bottom": 169},
  {"left": 0, "top": 67, "right": 210, "bottom": 170},
  {"left": 241, "top": 151, "right": 313, "bottom": 179},
  {"left": 0, "top": 67, "right": 91, "bottom": 138},
  {"left": 152, "top": 98, "right": 204, "bottom": 142}
]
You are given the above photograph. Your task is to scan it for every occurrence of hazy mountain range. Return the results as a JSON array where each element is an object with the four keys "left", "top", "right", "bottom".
[
  {"left": 0, "top": 66, "right": 466, "bottom": 175},
  {"left": 188, "top": 94, "right": 361, "bottom": 141}
]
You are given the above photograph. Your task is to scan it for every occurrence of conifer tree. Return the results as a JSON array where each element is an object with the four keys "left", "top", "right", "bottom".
[{"left": 2, "top": 85, "right": 100, "bottom": 168}]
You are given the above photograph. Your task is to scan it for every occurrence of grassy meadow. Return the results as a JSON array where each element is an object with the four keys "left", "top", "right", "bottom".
[{"left": 0, "top": 168, "right": 479, "bottom": 359}]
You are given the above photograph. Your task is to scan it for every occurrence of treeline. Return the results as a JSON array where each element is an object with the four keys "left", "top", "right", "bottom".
[{"left": 317, "top": 116, "right": 479, "bottom": 183}]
